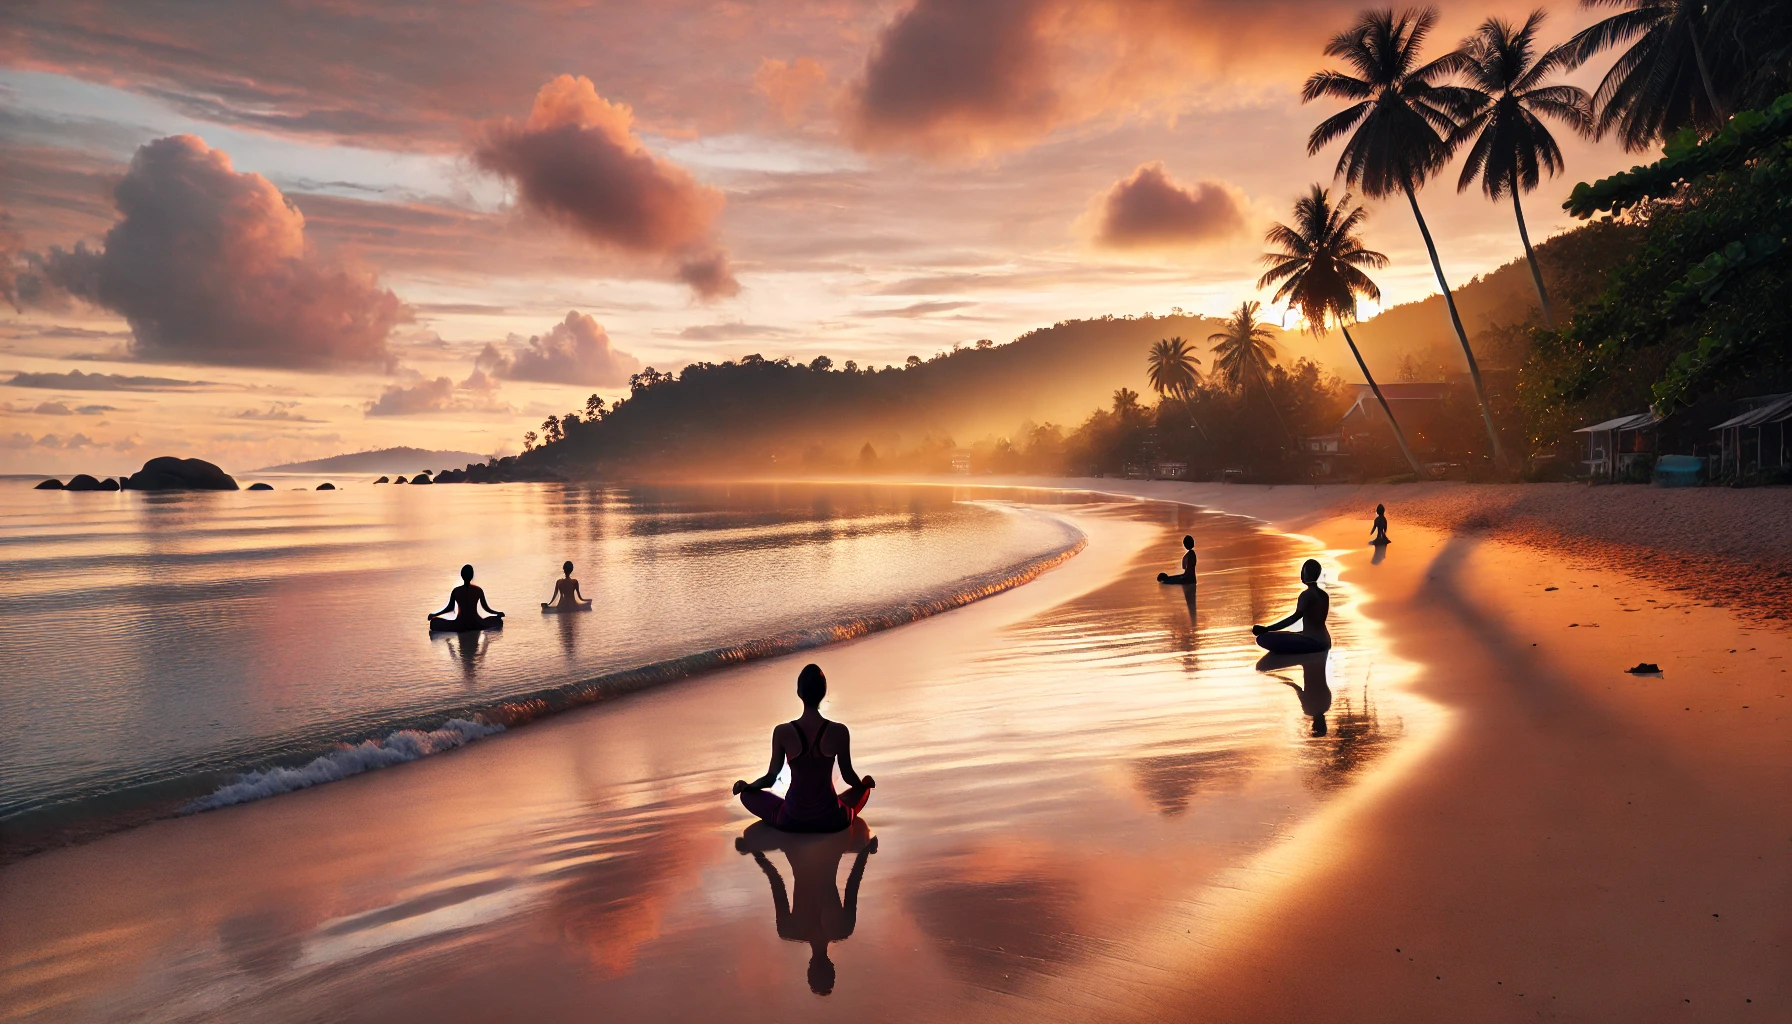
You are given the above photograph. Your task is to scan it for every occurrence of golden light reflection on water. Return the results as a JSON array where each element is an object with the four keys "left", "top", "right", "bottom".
[{"left": 0, "top": 491, "right": 1436, "bottom": 1024}]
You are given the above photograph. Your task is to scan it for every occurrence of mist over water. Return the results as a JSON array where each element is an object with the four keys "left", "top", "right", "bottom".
[{"left": 0, "top": 481, "right": 1082, "bottom": 832}]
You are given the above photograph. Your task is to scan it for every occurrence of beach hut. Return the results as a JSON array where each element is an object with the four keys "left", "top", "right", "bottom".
[
  {"left": 1710, "top": 392, "right": 1792, "bottom": 479},
  {"left": 1573, "top": 412, "right": 1661, "bottom": 481}
]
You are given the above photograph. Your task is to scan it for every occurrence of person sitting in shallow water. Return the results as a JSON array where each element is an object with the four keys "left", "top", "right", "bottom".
[
  {"left": 1157, "top": 534, "right": 1197, "bottom": 585},
  {"left": 542, "top": 560, "right": 593, "bottom": 611},
  {"left": 1252, "top": 558, "right": 1331, "bottom": 654},
  {"left": 734, "top": 664, "right": 875, "bottom": 833},
  {"left": 428, "top": 564, "right": 505, "bottom": 631},
  {"left": 1370, "top": 503, "right": 1390, "bottom": 544}
]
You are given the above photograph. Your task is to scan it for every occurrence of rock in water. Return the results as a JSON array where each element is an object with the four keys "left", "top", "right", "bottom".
[
  {"left": 34, "top": 478, "right": 64, "bottom": 490},
  {"left": 1626, "top": 662, "right": 1662, "bottom": 674},
  {"left": 409, "top": 473, "right": 433, "bottom": 485},
  {"left": 101, "top": 478, "right": 120, "bottom": 491},
  {"left": 123, "top": 457, "right": 238, "bottom": 491},
  {"left": 393, "top": 475, "right": 407, "bottom": 485},
  {"left": 316, "top": 482, "right": 336, "bottom": 490},
  {"left": 247, "top": 482, "right": 274, "bottom": 490},
  {"left": 373, "top": 475, "right": 390, "bottom": 484},
  {"left": 64, "top": 474, "right": 105, "bottom": 491}
]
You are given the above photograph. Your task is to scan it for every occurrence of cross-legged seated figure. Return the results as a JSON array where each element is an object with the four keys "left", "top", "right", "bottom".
[
  {"left": 733, "top": 664, "right": 874, "bottom": 833},
  {"left": 1252, "top": 557, "right": 1331, "bottom": 654},
  {"left": 1157, "top": 534, "right": 1197, "bottom": 585},
  {"left": 542, "top": 560, "right": 593, "bottom": 611},
  {"left": 428, "top": 564, "right": 505, "bottom": 631},
  {"left": 1370, "top": 503, "right": 1391, "bottom": 544}
]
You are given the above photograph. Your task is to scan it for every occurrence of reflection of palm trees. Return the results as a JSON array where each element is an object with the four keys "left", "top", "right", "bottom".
[
  {"left": 737, "top": 820, "right": 877, "bottom": 996},
  {"left": 1260, "top": 184, "right": 1426, "bottom": 478},
  {"left": 1452, "top": 12, "right": 1592, "bottom": 327},
  {"left": 1304, "top": 7, "right": 1508, "bottom": 471}
]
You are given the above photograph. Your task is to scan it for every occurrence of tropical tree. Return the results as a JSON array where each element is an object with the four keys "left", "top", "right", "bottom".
[
  {"left": 1259, "top": 185, "right": 1427, "bottom": 477},
  {"left": 1303, "top": 6, "right": 1508, "bottom": 470},
  {"left": 1563, "top": 0, "right": 1732, "bottom": 151},
  {"left": 1453, "top": 11, "right": 1593, "bottom": 327},
  {"left": 1208, "top": 301, "right": 1279, "bottom": 389},
  {"left": 1146, "top": 336, "right": 1202, "bottom": 400}
]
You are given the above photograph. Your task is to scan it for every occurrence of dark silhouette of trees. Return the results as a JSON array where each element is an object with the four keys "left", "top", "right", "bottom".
[
  {"left": 1260, "top": 185, "right": 1426, "bottom": 477},
  {"left": 1304, "top": 6, "right": 1509, "bottom": 471},
  {"left": 1453, "top": 11, "right": 1593, "bottom": 327},
  {"left": 1563, "top": 0, "right": 1732, "bottom": 150},
  {"left": 1146, "top": 336, "right": 1201, "bottom": 400}
]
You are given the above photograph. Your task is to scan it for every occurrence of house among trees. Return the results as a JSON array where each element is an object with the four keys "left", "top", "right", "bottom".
[
  {"left": 1574, "top": 412, "right": 1662, "bottom": 482},
  {"left": 1712, "top": 394, "right": 1792, "bottom": 479}
]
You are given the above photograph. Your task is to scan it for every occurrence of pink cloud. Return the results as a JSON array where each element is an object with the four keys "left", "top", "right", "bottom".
[
  {"left": 1086, "top": 162, "right": 1249, "bottom": 249},
  {"left": 473, "top": 75, "right": 737, "bottom": 298},
  {"left": 473, "top": 311, "right": 642, "bottom": 388},
  {"left": 26, "top": 135, "right": 404, "bottom": 370}
]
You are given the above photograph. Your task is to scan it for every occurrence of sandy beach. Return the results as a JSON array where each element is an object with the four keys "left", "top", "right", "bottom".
[{"left": 1, "top": 482, "right": 1786, "bottom": 1022}]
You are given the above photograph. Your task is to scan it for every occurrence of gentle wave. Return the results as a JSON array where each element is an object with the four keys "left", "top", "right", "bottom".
[{"left": 181, "top": 513, "right": 1085, "bottom": 814}]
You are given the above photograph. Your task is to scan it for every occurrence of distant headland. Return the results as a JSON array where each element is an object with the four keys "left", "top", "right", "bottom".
[{"left": 253, "top": 447, "right": 489, "bottom": 474}]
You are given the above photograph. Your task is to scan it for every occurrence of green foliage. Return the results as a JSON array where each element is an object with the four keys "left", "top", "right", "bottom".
[{"left": 1540, "top": 92, "right": 1792, "bottom": 417}]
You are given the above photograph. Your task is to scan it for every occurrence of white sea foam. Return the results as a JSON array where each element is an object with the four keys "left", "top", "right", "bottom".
[{"left": 183, "top": 719, "right": 504, "bottom": 812}]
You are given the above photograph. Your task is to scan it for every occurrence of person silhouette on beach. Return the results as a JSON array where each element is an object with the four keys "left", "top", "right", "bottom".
[
  {"left": 428, "top": 564, "right": 505, "bottom": 631},
  {"left": 734, "top": 664, "right": 875, "bottom": 833},
  {"left": 1157, "top": 535, "right": 1197, "bottom": 585},
  {"left": 542, "top": 560, "right": 592, "bottom": 611},
  {"left": 1252, "top": 558, "right": 1331, "bottom": 654},
  {"left": 1257, "top": 650, "right": 1333, "bottom": 736},
  {"left": 1370, "top": 504, "right": 1390, "bottom": 545},
  {"left": 737, "top": 819, "right": 878, "bottom": 995}
]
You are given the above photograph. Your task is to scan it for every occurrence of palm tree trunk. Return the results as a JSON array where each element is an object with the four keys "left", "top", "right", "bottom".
[
  {"left": 1511, "top": 169, "right": 1554, "bottom": 328},
  {"left": 1341, "top": 323, "right": 1427, "bottom": 478},
  {"left": 1402, "top": 181, "right": 1509, "bottom": 473},
  {"left": 1688, "top": 23, "right": 1730, "bottom": 125}
]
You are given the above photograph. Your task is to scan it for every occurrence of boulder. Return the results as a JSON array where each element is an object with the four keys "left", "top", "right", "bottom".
[
  {"left": 123, "top": 457, "right": 238, "bottom": 491},
  {"left": 316, "top": 482, "right": 336, "bottom": 490},
  {"left": 393, "top": 475, "right": 407, "bottom": 485},
  {"left": 34, "top": 478, "right": 64, "bottom": 490},
  {"left": 247, "top": 482, "right": 274, "bottom": 491},
  {"left": 64, "top": 474, "right": 106, "bottom": 491},
  {"left": 100, "top": 478, "right": 120, "bottom": 491},
  {"left": 373, "top": 475, "right": 390, "bottom": 484},
  {"left": 409, "top": 472, "right": 433, "bottom": 485}
]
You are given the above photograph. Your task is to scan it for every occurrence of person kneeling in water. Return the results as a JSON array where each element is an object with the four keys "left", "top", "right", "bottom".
[
  {"left": 1252, "top": 558, "right": 1331, "bottom": 654},
  {"left": 1157, "top": 534, "right": 1197, "bottom": 584},
  {"left": 428, "top": 564, "right": 505, "bottom": 631},
  {"left": 542, "top": 560, "right": 593, "bottom": 610},
  {"left": 734, "top": 664, "right": 875, "bottom": 833},
  {"left": 1370, "top": 503, "right": 1391, "bottom": 544}
]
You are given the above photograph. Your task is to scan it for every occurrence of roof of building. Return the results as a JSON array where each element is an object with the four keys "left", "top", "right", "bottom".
[
  {"left": 1712, "top": 393, "right": 1792, "bottom": 430},
  {"left": 1574, "top": 412, "right": 1661, "bottom": 433}
]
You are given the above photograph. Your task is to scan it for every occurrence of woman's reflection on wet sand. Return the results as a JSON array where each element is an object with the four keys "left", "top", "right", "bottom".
[
  {"left": 737, "top": 819, "right": 878, "bottom": 994},
  {"left": 1256, "top": 650, "right": 1332, "bottom": 736}
]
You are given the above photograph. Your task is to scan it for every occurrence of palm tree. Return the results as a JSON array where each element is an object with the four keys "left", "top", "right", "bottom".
[
  {"left": 1563, "top": 0, "right": 1731, "bottom": 151},
  {"left": 1303, "top": 6, "right": 1508, "bottom": 471},
  {"left": 1453, "top": 11, "right": 1593, "bottom": 328},
  {"left": 1260, "top": 185, "right": 1427, "bottom": 478},
  {"left": 1146, "top": 336, "right": 1202, "bottom": 401},
  {"left": 1208, "top": 301, "right": 1278, "bottom": 389}
]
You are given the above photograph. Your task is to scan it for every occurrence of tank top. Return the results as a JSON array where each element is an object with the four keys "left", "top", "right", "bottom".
[{"left": 781, "top": 719, "right": 841, "bottom": 822}]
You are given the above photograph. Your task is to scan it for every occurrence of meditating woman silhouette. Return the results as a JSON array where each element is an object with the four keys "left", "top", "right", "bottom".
[
  {"left": 427, "top": 564, "right": 505, "bottom": 631},
  {"left": 734, "top": 664, "right": 875, "bottom": 833},
  {"left": 736, "top": 819, "right": 878, "bottom": 995},
  {"left": 1157, "top": 534, "right": 1197, "bottom": 585},
  {"left": 542, "top": 560, "right": 593, "bottom": 611},
  {"left": 1370, "top": 503, "right": 1390, "bottom": 544},
  {"left": 1252, "top": 558, "right": 1331, "bottom": 654}
]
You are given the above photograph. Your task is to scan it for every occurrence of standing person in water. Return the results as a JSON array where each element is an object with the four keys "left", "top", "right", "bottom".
[
  {"left": 542, "top": 560, "right": 593, "bottom": 611},
  {"left": 1157, "top": 535, "right": 1197, "bottom": 584},
  {"left": 734, "top": 664, "right": 875, "bottom": 833},
  {"left": 427, "top": 564, "right": 505, "bottom": 631},
  {"left": 1252, "top": 558, "right": 1331, "bottom": 654},
  {"left": 1370, "top": 503, "right": 1390, "bottom": 544}
]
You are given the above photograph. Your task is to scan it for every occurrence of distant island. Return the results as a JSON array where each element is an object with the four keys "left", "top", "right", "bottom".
[{"left": 255, "top": 447, "right": 489, "bottom": 474}]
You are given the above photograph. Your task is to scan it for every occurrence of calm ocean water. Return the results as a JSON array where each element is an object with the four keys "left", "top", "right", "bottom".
[{"left": 0, "top": 480, "right": 1083, "bottom": 839}]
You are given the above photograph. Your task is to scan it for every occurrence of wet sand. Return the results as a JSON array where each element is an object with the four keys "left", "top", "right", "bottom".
[
  {"left": 0, "top": 497, "right": 1417, "bottom": 1022},
  {"left": 4, "top": 485, "right": 1786, "bottom": 1022}
]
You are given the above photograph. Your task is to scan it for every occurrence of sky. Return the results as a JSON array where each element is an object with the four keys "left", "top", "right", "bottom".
[{"left": 0, "top": 0, "right": 1644, "bottom": 475}]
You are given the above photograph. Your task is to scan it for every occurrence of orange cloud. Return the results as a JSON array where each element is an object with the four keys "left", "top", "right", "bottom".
[
  {"left": 754, "top": 57, "right": 831, "bottom": 124},
  {"left": 25, "top": 135, "right": 403, "bottom": 370},
  {"left": 1085, "top": 162, "right": 1249, "bottom": 249},
  {"left": 472, "top": 311, "right": 642, "bottom": 388},
  {"left": 474, "top": 75, "right": 738, "bottom": 298}
]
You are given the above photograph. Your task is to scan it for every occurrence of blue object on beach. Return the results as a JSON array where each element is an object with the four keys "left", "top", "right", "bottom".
[{"left": 1653, "top": 454, "right": 1704, "bottom": 487}]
